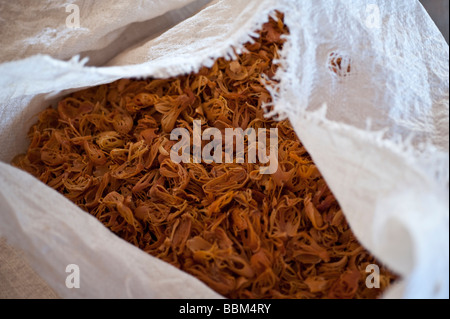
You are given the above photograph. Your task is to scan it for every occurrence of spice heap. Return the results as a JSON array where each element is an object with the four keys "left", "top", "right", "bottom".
[{"left": 13, "top": 13, "right": 396, "bottom": 298}]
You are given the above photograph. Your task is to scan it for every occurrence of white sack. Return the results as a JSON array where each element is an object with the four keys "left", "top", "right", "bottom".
[{"left": 0, "top": 0, "right": 448, "bottom": 298}]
